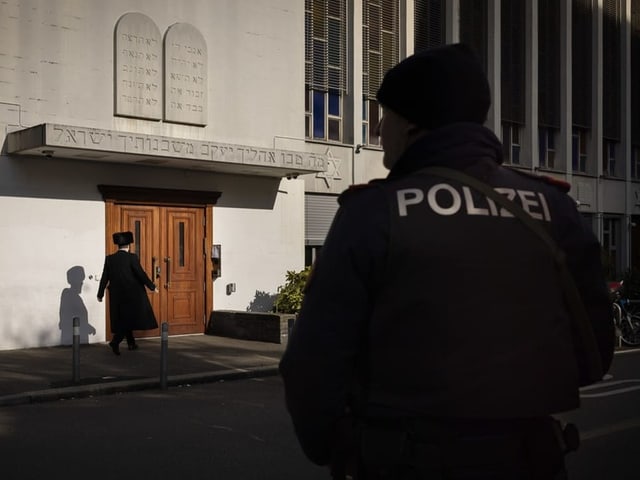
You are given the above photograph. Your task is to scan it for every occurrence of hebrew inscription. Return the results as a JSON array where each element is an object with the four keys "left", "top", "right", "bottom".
[
  {"left": 45, "top": 125, "right": 326, "bottom": 173},
  {"left": 115, "top": 13, "right": 163, "bottom": 120},
  {"left": 164, "top": 23, "right": 208, "bottom": 125}
]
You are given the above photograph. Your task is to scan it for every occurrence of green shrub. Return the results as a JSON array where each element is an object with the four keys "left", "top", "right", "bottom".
[{"left": 273, "top": 266, "right": 311, "bottom": 314}]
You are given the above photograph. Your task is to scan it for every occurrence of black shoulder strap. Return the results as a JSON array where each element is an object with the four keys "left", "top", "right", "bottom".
[{"left": 421, "top": 166, "right": 603, "bottom": 385}]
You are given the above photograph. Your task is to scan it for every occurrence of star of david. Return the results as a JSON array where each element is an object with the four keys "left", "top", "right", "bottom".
[{"left": 316, "top": 148, "right": 343, "bottom": 188}]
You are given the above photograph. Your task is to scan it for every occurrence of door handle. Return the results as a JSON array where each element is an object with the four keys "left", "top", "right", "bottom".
[
  {"left": 164, "top": 257, "right": 171, "bottom": 289},
  {"left": 152, "top": 256, "right": 161, "bottom": 279}
]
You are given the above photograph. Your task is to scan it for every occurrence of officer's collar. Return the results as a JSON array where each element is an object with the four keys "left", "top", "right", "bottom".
[{"left": 387, "top": 122, "right": 503, "bottom": 179}]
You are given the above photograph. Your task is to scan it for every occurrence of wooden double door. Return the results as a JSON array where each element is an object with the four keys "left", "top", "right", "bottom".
[{"left": 108, "top": 204, "right": 206, "bottom": 337}]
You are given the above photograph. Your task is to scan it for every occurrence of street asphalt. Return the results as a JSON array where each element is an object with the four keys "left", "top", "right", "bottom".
[{"left": 0, "top": 334, "right": 285, "bottom": 407}]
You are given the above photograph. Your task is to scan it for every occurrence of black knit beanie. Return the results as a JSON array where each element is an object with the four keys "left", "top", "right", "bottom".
[{"left": 376, "top": 43, "right": 491, "bottom": 129}]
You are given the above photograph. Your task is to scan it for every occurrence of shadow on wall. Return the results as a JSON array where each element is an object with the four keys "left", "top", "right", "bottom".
[
  {"left": 59, "top": 266, "right": 96, "bottom": 345},
  {"left": 246, "top": 290, "right": 278, "bottom": 313},
  {"left": 0, "top": 152, "right": 281, "bottom": 210}
]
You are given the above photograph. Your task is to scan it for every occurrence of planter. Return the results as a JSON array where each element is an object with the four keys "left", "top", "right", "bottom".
[{"left": 206, "top": 310, "right": 296, "bottom": 344}]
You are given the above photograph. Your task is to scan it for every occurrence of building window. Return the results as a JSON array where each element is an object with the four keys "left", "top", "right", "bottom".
[
  {"left": 632, "top": 146, "right": 640, "bottom": 179},
  {"left": 632, "top": 1, "right": 640, "bottom": 153},
  {"left": 603, "top": 0, "right": 621, "bottom": 141},
  {"left": 501, "top": 0, "right": 526, "bottom": 124},
  {"left": 362, "top": 0, "right": 399, "bottom": 146},
  {"left": 603, "top": 217, "right": 621, "bottom": 280},
  {"left": 538, "top": 0, "right": 561, "bottom": 139},
  {"left": 305, "top": 0, "right": 347, "bottom": 142},
  {"left": 460, "top": 0, "right": 488, "bottom": 72},
  {"left": 572, "top": 127, "right": 588, "bottom": 173},
  {"left": 572, "top": 0, "right": 592, "bottom": 128},
  {"left": 414, "top": 0, "right": 445, "bottom": 53},
  {"left": 539, "top": 127, "right": 557, "bottom": 169},
  {"left": 362, "top": 99, "right": 381, "bottom": 146},
  {"left": 305, "top": 246, "right": 323, "bottom": 267},
  {"left": 502, "top": 123, "right": 521, "bottom": 165},
  {"left": 602, "top": 140, "right": 618, "bottom": 177}
]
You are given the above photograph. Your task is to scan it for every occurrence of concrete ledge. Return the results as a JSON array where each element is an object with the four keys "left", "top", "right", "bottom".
[{"left": 206, "top": 310, "right": 295, "bottom": 344}]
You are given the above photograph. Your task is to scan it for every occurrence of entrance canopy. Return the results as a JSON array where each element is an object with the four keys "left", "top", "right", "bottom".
[{"left": 6, "top": 123, "right": 327, "bottom": 178}]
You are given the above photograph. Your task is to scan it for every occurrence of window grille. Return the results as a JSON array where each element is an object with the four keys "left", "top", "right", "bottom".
[
  {"left": 572, "top": 0, "right": 592, "bottom": 129},
  {"left": 603, "top": 0, "right": 621, "bottom": 141},
  {"left": 538, "top": 0, "right": 561, "bottom": 128},
  {"left": 362, "top": 0, "right": 399, "bottom": 146},
  {"left": 363, "top": 0, "right": 398, "bottom": 100},
  {"left": 459, "top": 0, "right": 488, "bottom": 72},
  {"left": 632, "top": 0, "right": 640, "bottom": 145},
  {"left": 305, "top": 0, "right": 347, "bottom": 93},
  {"left": 501, "top": 0, "right": 526, "bottom": 124},
  {"left": 414, "top": 0, "right": 445, "bottom": 52}
]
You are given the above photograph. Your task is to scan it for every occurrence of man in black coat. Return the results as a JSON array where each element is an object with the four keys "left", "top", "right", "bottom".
[
  {"left": 98, "top": 231, "right": 159, "bottom": 355},
  {"left": 279, "top": 44, "right": 614, "bottom": 479}
]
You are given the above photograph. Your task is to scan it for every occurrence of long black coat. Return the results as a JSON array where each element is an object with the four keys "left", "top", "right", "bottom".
[{"left": 97, "top": 250, "right": 158, "bottom": 333}]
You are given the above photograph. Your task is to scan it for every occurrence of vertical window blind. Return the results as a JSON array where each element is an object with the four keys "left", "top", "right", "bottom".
[
  {"left": 572, "top": 0, "right": 592, "bottom": 129},
  {"left": 632, "top": 0, "right": 640, "bottom": 145},
  {"left": 363, "top": 0, "right": 399, "bottom": 100},
  {"left": 459, "top": 0, "right": 488, "bottom": 73},
  {"left": 603, "top": 0, "right": 621, "bottom": 141},
  {"left": 538, "top": 0, "right": 561, "bottom": 128},
  {"left": 414, "top": 0, "right": 445, "bottom": 52},
  {"left": 305, "top": 0, "right": 347, "bottom": 93},
  {"left": 501, "top": 0, "right": 526, "bottom": 124}
]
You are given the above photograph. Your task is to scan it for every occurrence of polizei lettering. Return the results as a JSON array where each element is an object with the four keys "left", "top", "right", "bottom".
[{"left": 396, "top": 184, "right": 551, "bottom": 221}]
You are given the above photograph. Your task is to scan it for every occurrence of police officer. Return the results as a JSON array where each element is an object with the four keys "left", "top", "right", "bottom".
[{"left": 279, "top": 44, "right": 614, "bottom": 479}]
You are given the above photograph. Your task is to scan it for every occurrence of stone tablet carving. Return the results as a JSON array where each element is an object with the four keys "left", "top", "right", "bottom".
[
  {"left": 114, "top": 13, "right": 163, "bottom": 120},
  {"left": 164, "top": 23, "right": 208, "bottom": 125}
]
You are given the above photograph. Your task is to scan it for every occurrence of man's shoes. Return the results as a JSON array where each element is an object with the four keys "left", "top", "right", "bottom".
[
  {"left": 108, "top": 341, "right": 121, "bottom": 356},
  {"left": 127, "top": 343, "right": 139, "bottom": 351}
]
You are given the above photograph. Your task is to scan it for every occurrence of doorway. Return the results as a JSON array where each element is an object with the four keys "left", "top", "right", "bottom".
[{"left": 99, "top": 185, "right": 220, "bottom": 338}]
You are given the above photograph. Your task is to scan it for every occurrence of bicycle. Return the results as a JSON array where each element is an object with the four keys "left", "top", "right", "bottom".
[{"left": 611, "top": 281, "right": 640, "bottom": 347}]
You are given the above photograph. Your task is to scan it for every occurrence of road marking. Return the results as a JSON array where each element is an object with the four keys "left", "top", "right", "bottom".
[
  {"left": 580, "top": 377, "right": 640, "bottom": 397},
  {"left": 614, "top": 348, "right": 640, "bottom": 355},
  {"left": 580, "top": 418, "right": 640, "bottom": 441},
  {"left": 205, "top": 360, "right": 250, "bottom": 372},
  {"left": 581, "top": 385, "right": 640, "bottom": 398},
  {"left": 254, "top": 354, "right": 281, "bottom": 362},
  {"left": 581, "top": 379, "right": 640, "bottom": 392}
]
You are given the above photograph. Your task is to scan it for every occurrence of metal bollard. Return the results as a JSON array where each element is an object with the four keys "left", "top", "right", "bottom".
[
  {"left": 288, "top": 317, "right": 295, "bottom": 338},
  {"left": 72, "top": 316, "right": 80, "bottom": 383},
  {"left": 160, "top": 322, "right": 169, "bottom": 390}
]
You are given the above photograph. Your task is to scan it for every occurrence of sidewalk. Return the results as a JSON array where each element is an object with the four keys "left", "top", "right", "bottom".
[{"left": 0, "top": 334, "right": 286, "bottom": 407}]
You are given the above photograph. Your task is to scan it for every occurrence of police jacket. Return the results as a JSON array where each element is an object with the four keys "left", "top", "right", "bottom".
[{"left": 279, "top": 123, "right": 614, "bottom": 466}]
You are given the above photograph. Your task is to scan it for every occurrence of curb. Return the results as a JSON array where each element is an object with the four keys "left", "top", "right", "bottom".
[{"left": 0, "top": 364, "right": 280, "bottom": 408}]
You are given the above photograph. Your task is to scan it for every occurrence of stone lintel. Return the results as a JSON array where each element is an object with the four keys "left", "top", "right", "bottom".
[{"left": 6, "top": 123, "right": 326, "bottom": 178}]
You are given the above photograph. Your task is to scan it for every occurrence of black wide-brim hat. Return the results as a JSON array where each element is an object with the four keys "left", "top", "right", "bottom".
[
  {"left": 112, "top": 231, "right": 134, "bottom": 246},
  {"left": 376, "top": 43, "right": 491, "bottom": 129}
]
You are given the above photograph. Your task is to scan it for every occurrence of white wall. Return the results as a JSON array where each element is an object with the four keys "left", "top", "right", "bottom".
[
  {"left": 353, "top": 149, "right": 388, "bottom": 185},
  {"left": 0, "top": 196, "right": 106, "bottom": 348},
  {"left": 213, "top": 178, "right": 305, "bottom": 312}
]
